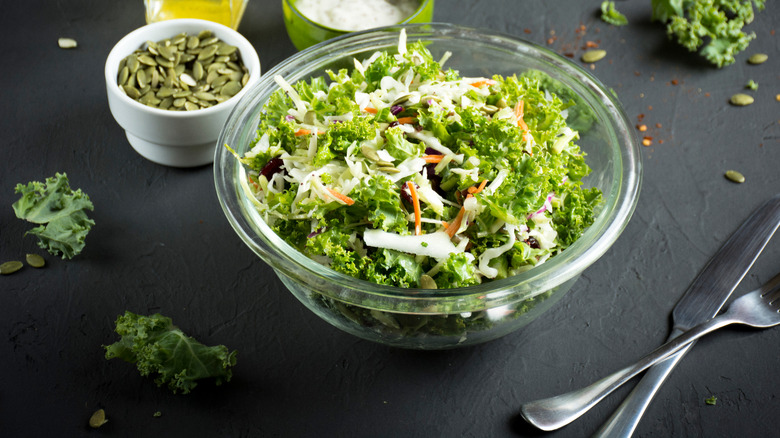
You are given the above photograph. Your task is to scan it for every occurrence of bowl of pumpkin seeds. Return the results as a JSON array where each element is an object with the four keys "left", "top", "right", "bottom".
[{"left": 105, "top": 18, "right": 261, "bottom": 167}]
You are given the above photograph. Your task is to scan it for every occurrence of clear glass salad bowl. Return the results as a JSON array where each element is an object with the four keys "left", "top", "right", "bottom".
[{"left": 214, "top": 23, "right": 642, "bottom": 349}]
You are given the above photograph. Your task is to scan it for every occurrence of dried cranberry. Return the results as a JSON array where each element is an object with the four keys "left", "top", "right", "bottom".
[
  {"left": 526, "top": 237, "right": 540, "bottom": 249},
  {"left": 259, "top": 157, "right": 285, "bottom": 179}
]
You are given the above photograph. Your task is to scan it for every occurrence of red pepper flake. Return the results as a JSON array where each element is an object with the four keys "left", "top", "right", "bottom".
[
  {"left": 648, "top": 105, "right": 653, "bottom": 111},
  {"left": 564, "top": 53, "right": 574, "bottom": 58},
  {"left": 585, "top": 41, "right": 599, "bottom": 48},
  {"left": 670, "top": 79, "right": 679, "bottom": 85},
  {"left": 658, "top": 139, "right": 664, "bottom": 144},
  {"left": 524, "top": 28, "right": 532, "bottom": 34},
  {"left": 547, "top": 37, "right": 557, "bottom": 45},
  {"left": 634, "top": 71, "right": 641, "bottom": 76},
  {"left": 705, "top": 92, "right": 711, "bottom": 97},
  {"left": 637, "top": 113, "right": 645, "bottom": 122},
  {"left": 655, "top": 123, "right": 662, "bottom": 128}
]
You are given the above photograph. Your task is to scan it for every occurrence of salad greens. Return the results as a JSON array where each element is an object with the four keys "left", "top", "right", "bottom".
[
  {"left": 105, "top": 311, "right": 237, "bottom": 394},
  {"left": 12, "top": 173, "right": 94, "bottom": 259},
  {"left": 236, "top": 30, "right": 602, "bottom": 289},
  {"left": 651, "top": 0, "right": 766, "bottom": 67},
  {"left": 601, "top": 1, "right": 629, "bottom": 26}
]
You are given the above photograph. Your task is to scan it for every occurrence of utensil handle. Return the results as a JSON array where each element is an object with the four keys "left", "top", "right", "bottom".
[
  {"left": 590, "top": 340, "right": 687, "bottom": 438},
  {"left": 520, "top": 317, "right": 733, "bottom": 432}
]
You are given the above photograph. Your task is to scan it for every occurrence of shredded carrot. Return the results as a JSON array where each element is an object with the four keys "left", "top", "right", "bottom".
[
  {"left": 422, "top": 154, "right": 444, "bottom": 163},
  {"left": 294, "top": 128, "right": 325, "bottom": 136},
  {"left": 445, "top": 206, "right": 467, "bottom": 238},
  {"left": 326, "top": 187, "right": 355, "bottom": 206},
  {"left": 514, "top": 101, "right": 529, "bottom": 131},
  {"left": 514, "top": 100, "right": 534, "bottom": 145},
  {"left": 470, "top": 79, "right": 497, "bottom": 88},
  {"left": 441, "top": 221, "right": 449, "bottom": 229},
  {"left": 467, "top": 179, "right": 489, "bottom": 195},
  {"left": 396, "top": 116, "right": 416, "bottom": 125},
  {"left": 363, "top": 107, "right": 378, "bottom": 114},
  {"left": 406, "top": 181, "right": 422, "bottom": 236}
]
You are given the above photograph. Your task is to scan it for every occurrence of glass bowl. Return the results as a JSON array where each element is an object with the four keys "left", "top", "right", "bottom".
[
  {"left": 214, "top": 23, "right": 642, "bottom": 349},
  {"left": 281, "top": 0, "right": 434, "bottom": 50}
]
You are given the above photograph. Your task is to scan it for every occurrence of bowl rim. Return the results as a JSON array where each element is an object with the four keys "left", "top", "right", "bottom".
[
  {"left": 104, "top": 18, "right": 261, "bottom": 118},
  {"left": 282, "top": 0, "right": 433, "bottom": 33},
  {"left": 215, "top": 22, "right": 642, "bottom": 307}
]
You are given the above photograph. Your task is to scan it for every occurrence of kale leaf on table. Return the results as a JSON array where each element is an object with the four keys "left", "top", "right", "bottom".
[
  {"left": 601, "top": 1, "right": 629, "bottom": 26},
  {"left": 651, "top": 0, "right": 766, "bottom": 67},
  {"left": 12, "top": 172, "right": 94, "bottom": 259},
  {"left": 105, "top": 311, "right": 238, "bottom": 394}
]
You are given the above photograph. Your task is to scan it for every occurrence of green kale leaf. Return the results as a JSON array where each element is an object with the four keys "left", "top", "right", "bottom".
[
  {"left": 652, "top": 0, "right": 766, "bottom": 67},
  {"left": 601, "top": 1, "right": 629, "bottom": 25},
  {"left": 105, "top": 312, "right": 237, "bottom": 394},
  {"left": 12, "top": 173, "right": 94, "bottom": 259}
]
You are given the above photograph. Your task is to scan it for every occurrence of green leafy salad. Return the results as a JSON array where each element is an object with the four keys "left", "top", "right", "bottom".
[{"left": 234, "top": 30, "right": 602, "bottom": 290}]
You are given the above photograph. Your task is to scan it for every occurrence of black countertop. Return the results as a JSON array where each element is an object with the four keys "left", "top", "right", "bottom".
[{"left": 2, "top": 1, "right": 779, "bottom": 437}]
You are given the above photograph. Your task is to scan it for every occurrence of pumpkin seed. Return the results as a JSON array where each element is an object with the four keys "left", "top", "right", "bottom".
[
  {"left": 360, "top": 145, "right": 380, "bottom": 162},
  {"left": 192, "top": 61, "right": 204, "bottom": 81},
  {"left": 220, "top": 80, "right": 242, "bottom": 97},
  {"left": 118, "top": 66, "right": 129, "bottom": 85},
  {"left": 729, "top": 93, "right": 754, "bottom": 106},
  {"left": 58, "top": 37, "right": 78, "bottom": 49},
  {"left": 116, "top": 30, "right": 250, "bottom": 111},
  {"left": 217, "top": 43, "right": 238, "bottom": 56},
  {"left": 200, "top": 36, "right": 220, "bottom": 47},
  {"left": 194, "top": 91, "right": 217, "bottom": 101},
  {"left": 582, "top": 49, "right": 607, "bottom": 63},
  {"left": 748, "top": 53, "right": 768, "bottom": 65},
  {"left": 0, "top": 260, "right": 23, "bottom": 275},
  {"left": 127, "top": 54, "right": 140, "bottom": 73},
  {"left": 26, "top": 254, "right": 45, "bottom": 268},
  {"left": 187, "top": 35, "right": 200, "bottom": 49},
  {"left": 89, "top": 409, "right": 108, "bottom": 428},
  {"left": 378, "top": 166, "right": 401, "bottom": 174},
  {"left": 725, "top": 170, "right": 745, "bottom": 183},
  {"left": 137, "top": 54, "right": 157, "bottom": 66},
  {"left": 419, "top": 274, "right": 437, "bottom": 289}
]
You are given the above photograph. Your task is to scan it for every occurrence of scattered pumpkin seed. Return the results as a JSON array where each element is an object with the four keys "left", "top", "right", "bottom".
[
  {"left": 725, "top": 170, "right": 745, "bottom": 184},
  {"left": 581, "top": 49, "right": 606, "bottom": 63},
  {"left": 88, "top": 409, "right": 108, "bottom": 428},
  {"left": 25, "top": 254, "right": 46, "bottom": 268},
  {"left": 116, "top": 30, "right": 251, "bottom": 111},
  {"left": 747, "top": 53, "right": 768, "bottom": 65},
  {"left": 729, "top": 93, "right": 754, "bottom": 106},
  {"left": 1, "top": 260, "right": 23, "bottom": 275},
  {"left": 58, "top": 37, "right": 78, "bottom": 49}
]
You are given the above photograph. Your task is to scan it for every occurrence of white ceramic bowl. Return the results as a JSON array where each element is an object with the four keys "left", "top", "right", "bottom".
[{"left": 105, "top": 19, "right": 261, "bottom": 167}]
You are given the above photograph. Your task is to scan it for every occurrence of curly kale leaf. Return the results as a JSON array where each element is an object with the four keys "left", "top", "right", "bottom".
[
  {"left": 652, "top": 0, "right": 766, "bottom": 67},
  {"left": 601, "top": 1, "right": 629, "bottom": 25},
  {"left": 12, "top": 173, "right": 94, "bottom": 259},
  {"left": 105, "top": 312, "right": 238, "bottom": 394}
]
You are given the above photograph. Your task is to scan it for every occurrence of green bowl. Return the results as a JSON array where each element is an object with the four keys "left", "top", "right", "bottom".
[{"left": 282, "top": 0, "right": 434, "bottom": 50}]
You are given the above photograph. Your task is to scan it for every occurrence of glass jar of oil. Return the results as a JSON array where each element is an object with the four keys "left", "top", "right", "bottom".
[{"left": 144, "top": 0, "right": 248, "bottom": 30}]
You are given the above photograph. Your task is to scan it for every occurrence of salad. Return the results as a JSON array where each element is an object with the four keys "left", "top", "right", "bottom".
[{"left": 234, "top": 30, "right": 602, "bottom": 290}]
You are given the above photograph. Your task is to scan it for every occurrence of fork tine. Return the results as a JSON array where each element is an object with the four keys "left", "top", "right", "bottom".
[{"left": 760, "top": 272, "right": 780, "bottom": 304}]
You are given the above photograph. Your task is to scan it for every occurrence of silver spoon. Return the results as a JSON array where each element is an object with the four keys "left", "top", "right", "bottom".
[{"left": 520, "top": 272, "right": 780, "bottom": 431}]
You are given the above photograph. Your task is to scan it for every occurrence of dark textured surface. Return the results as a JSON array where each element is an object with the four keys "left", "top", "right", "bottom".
[{"left": 1, "top": 1, "right": 779, "bottom": 437}]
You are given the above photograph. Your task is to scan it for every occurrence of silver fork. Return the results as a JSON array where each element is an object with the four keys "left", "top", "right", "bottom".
[{"left": 520, "top": 272, "right": 780, "bottom": 431}]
